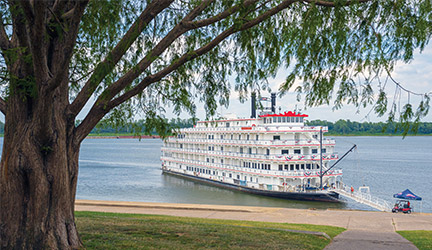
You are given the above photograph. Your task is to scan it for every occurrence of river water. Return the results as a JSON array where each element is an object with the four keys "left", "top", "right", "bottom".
[{"left": 0, "top": 136, "right": 430, "bottom": 212}]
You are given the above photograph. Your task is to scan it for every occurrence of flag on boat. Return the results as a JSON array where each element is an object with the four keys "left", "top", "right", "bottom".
[{"left": 260, "top": 97, "right": 270, "bottom": 101}]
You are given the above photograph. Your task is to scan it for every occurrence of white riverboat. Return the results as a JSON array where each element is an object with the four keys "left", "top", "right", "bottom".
[{"left": 161, "top": 94, "right": 344, "bottom": 202}]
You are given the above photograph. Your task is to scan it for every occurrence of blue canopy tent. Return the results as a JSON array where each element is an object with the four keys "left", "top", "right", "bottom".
[{"left": 393, "top": 189, "right": 423, "bottom": 212}]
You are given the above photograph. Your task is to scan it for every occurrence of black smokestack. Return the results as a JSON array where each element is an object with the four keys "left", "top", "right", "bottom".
[
  {"left": 271, "top": 93, "right": 276, "bottom": 113},
  {"left": 251, "top": 92, "right": 256, "bottom": 118}
]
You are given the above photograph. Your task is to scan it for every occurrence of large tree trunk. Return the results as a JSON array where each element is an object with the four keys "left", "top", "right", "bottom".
[{"left": 0, "top": 78, "right": 82, "bottom": 249}]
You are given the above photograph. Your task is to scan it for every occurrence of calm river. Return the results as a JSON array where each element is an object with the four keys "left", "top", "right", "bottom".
[{"left": 0, "top": 136, "right": 430, "bottom": 212}]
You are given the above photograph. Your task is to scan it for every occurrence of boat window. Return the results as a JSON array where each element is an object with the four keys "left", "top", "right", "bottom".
[
  {"left": 263, "top": 119, "right": 266, "bottom": 124},
  {"left": 256, "top": 135, "right": 259, "bottom": 140},
  {"left": 273, "top": 117, "right": 277, "bottom": 123},
  {"left": 206, "top": 158, "right": 209, "bottom": 162},
  {"left": 321, "top": 148, "right": 326, "bottom": 153},
  {"left": 281, "top": 149, "right": 289, "bottom": 154},
  {"left": 306, "top": 164, "right": 311, "bottom": 169},
  {"left": 296, "top": 164, "right": 300, "bottom": 170},
  {"left": 294, "top": 149, "right": 301, "bottom": 154},
  {"left": 240, "top": 147, "right": 243, "bottom": 153},
  {"left": 290, "top": 164, "right": 294, "bottom": 171},
  {"left": 226, "top": 122, "right": 230, "bottom": 127},
  {"left": 248, "top": 148, "right": 252, "bottom": 154},
  {"left": 221, "top": 159, "right": 223, "bottom": 164},
  {"left": 278, "top": 117, "right": 282, "bottom": 123},
  {"left": 300, "top": 117, "right": 304, "bottom": 122},
  {"left": 237, "top": 175, "right": 240, "bottom": 179},
  {"left": 279, "top": 165, "right": 283, "bottom": 171},
  {"left": 250, "top": 177, "right": 253, "bottom": 182},
  {"left": 247, "top": 134, "right": 250, "bottom": 140},
  {"left": 312, "top": 149, "right": 318, "bottom": 154},
  {"left": 266, "top": 149, "right": 270, "bottom": 155},
  {"left": 273, "top": 135, "right": 280, "bottom": 140},
  {"left": 221, "top": 147, "right": 223, "bottom": 151},
  {"left": 180, "top": 144, "right": 183, "bottom": 149},
  {"left": 220, "top": 135, "right": 223, "bottom": 139},
  {"left": 284, "top": 164, "right": 289, "bottom": 170},
  {"left": 229, "top": 173, "right": 232, "bottom": 178},
  {"left": 282, "top": 117, "right": 286, "bottom": 123},
  {"left": 316, "top": 164, "right": 320, "bottom": 169},
  {"left": 231, "top": 135, "right": 233, "bottom": 140},
  {"left": 291, "top": 117, "right": 295, "bottom": 122},
  {"left": 301, "top": 164, "right": 305, "bottom": 170},
  {"left": 268, "top": 118, "right": 272, "bottom": 123},
  {"left": 211, "top": 159, "right": 214, "bottom": 163},
  {"left": 238, "top": 135, "right": 241, "bottom": 140},
  {"left": 296, "top": 117, "right": 299, "bottom": 123}
]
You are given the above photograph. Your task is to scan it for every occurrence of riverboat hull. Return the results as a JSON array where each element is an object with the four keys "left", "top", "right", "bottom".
[{"left": 162, "top": 169, "right": 340, "bottom": 203}]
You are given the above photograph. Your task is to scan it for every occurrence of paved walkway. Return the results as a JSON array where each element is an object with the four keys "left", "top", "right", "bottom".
[{"left": 75, "top": 200, "right": 432, "bottom": 249}]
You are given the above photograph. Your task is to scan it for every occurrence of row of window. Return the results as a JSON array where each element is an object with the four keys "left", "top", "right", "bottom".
[
  {"left": 242, "top": 162, "right": 271, "bottom": 170},
  {"left": 184, "top": 165, "right": 259, "bottom": 183},
  {"left": 180, "top": 144, "right": 326, "bottom": 155},
  {"left": 208, "top": 134, "right": 260, "bottom": 140},
  {"left": 263, "top": 116, "right": 304, "bottom": 124},
  {"left": 278, "top": 163, "right": 320, "bottom": 171}
]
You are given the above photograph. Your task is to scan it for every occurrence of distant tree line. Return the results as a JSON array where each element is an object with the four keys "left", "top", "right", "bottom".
[
  {"left": 63, "top": 118, "right": 432, "bottom": 136},
  {"left": 306, "top": 120, "right": 432, "bottom": 135},
  {"left": 88, "top": 118, "right": 196, "bottom": 135}
]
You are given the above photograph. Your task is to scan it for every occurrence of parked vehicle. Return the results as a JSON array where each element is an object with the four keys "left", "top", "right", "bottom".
[{"left": 392, "top": 200, "right": 412, "bottom": 214}]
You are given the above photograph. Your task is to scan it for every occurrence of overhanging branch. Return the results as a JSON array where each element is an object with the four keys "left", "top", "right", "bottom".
[
  {"left": 69, "top": 0, "right": 174, "bottom": 117},
  {"left": 78, "top": 0, "right": 259, "bottom": 116},
  {"left": 74, "top": 0, "right": 298, "bottom": 142}
]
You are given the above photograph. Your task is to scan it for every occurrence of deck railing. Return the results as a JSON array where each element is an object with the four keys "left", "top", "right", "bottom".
[
  {"left": 161, "top": 147, "right": 339, "bottom": 162},
  {"left": 161, "top": 156, "right": 342, "bottom": 178}
]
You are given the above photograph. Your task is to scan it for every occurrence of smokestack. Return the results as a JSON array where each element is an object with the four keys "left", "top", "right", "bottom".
[
  {"left": 251, "top": 92, "right": 256, "bottom": 118},
  {"left": 271, "top": 93, "right": 276, "bottom": 113}
]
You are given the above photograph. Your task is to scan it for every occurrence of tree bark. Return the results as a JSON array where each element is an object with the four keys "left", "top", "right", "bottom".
[{"left": 0, "top": 77, "right": 82, "bottom": 249}]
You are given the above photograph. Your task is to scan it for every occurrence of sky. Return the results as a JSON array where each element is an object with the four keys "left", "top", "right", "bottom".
[{"left": 189, "top": 45, "right": 432, "bottom": 123}]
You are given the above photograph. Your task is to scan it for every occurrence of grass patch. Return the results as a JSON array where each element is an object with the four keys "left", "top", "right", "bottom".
[
  {"left": 76, "top": 211, "right": 345, "bottom": 249},
  {"left": 397, "top": 231, "right": 432, "bottom": 250}
]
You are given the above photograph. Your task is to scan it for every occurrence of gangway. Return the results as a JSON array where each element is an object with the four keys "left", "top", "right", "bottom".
[{"left": 334, "top": 185, "right": 391, "bottom": 212}]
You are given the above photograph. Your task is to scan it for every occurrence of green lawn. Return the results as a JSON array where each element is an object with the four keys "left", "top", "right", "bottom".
[
  {"left": 397, "top": 231, "right": 432, "bottom": 250},
  {"left": 75, "top": 211, "right": 345, "bottom": 249}
]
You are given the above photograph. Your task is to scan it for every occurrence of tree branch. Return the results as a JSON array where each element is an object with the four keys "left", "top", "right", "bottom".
[
  {"left": 73, "top": 0, "right": 255, "bottom": 120},
  {"left": 83, "top": 0, "right": 216, "bottom": 108},
  {"left": 303, "top": 0, "right": 373, "bottom": 7},
  {"left": 75, "top": 0, "right": 297, "bottom": 142},
  {"left": 186, "top": 0, "right": 259, "bottom": 29},
  {"left": 26, "top": 0, "right": 49, "bottom": 86},
  {"left": 0, "top": 97, "right": 6, "bottom": 115},
  {"left": 0, "top": 16, "right": 11, "bottom": 52},
  {"left": 46, "top": 0, "right": 89, "bottom": 92},
  {"left": 9, "top": 1, "right": 29, "bottom": 49},
  {"left": 68, "top": 0, "right": 174, "bottom": 117},
  {"left": 18, "top": 0, "right": 34, "bottom": 23}
]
